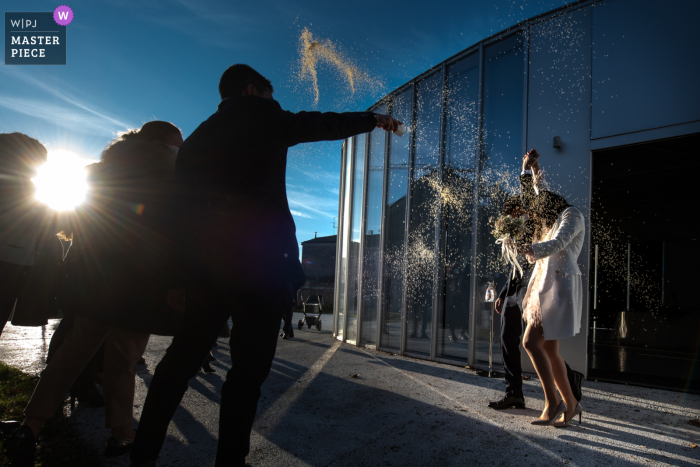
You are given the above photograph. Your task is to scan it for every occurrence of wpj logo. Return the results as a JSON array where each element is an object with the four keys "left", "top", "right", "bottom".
[{"left": 4, "top": 6, "right": 72, "bottom": 65}]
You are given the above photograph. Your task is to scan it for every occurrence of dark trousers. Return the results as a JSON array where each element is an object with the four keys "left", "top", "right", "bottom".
[
  {"left": 130, "top": 284, "right": 290, "bottom": 466},
  {"left": 500, "top": 303, "right": 524, "bottom": 397},
  {"left": 282, "top": 307, "right": 293, "bottom": 334}
]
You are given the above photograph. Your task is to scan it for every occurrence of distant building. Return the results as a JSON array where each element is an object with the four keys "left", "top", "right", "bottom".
[{"left": 298, "top": 235, "right": 336, "bottom": 307}]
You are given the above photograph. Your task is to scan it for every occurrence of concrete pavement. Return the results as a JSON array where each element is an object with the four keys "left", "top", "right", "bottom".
[{"left": 1, "top": 315, "right": 699, "bottom": 466}]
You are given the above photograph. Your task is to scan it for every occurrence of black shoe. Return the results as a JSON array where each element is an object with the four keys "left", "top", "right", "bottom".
[
  {"left": 287, "top": 329, "right": 294, "bottom": 338},
  {"left": 488, "top": 395, "right": 526, "bottom": 410},
  {"left": 4, "top": 425, "right": 36, "bottom": 466},
  {"left": 105, "top": 436, "right": 135, "bottom": 457},
  {"left": 566, "top": 362, "right": 584, "bottom": 402}
]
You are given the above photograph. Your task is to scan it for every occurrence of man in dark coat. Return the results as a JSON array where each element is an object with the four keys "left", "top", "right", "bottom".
[
  {"left": 130, "top": 64, "right": 401, "bottom": 467},
  {"left": 488, "top": 189, "right": 535, "bottom": 410}
]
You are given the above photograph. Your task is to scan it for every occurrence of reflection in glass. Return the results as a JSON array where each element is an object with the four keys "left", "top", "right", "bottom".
[
  {"left": 405, "top": 71, "right": 443, "bottom": 356},
  {"left": 439, "top": 53, "right": 479, "bottom": 361},
  {"left": 475, "top": 34, "right": 524, "bottom": 366},
  {"left": 360, "top": 104, "right": 387, "bottom": 345},
  {"left": 336, "top": 138, "right": 354, "bottom": 340},
  {"left": 381, "top": 91, "right": 411, "bottom": 350},
  {"left": 346, "top": 134, "right": 366, "bottom": 344}
]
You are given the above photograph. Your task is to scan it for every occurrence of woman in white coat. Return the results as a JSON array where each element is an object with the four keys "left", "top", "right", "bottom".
[{"left": 518, "top": 189, "right": 585, "bottom": 427}]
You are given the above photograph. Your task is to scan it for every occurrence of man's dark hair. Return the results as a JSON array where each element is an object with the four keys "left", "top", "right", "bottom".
[
  {"left": 502, "top": 196, "right": 523, "bottom": 216},
  {"left": 219, "top": 64, "right": 273, "bottom": 99}
]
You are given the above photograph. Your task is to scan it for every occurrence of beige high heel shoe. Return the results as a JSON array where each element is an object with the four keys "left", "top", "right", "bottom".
[
  {"left": 531, "top": 400, "right": 566, "bottom": 426},
  {"left": 554, "top": 403, "right": 583, "bottom": 428}
]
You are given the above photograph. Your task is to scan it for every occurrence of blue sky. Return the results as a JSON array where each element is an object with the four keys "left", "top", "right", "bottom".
[{"left": 1, "top": 0, "right": 570, "bottom": 245}]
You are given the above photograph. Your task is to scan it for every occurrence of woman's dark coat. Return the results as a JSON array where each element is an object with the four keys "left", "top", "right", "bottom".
[{"left": 61, "top": 140, "right": 186, "bottom": 336}]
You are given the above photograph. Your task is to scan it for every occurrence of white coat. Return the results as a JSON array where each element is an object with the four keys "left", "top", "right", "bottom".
[{"left": 529, "top": 206, "right": 585, "bottom": 340}]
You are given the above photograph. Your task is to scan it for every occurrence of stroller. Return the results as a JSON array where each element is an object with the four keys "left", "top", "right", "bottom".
[{"left": 298, "top": 294, "right": 324, "bottom": 331}]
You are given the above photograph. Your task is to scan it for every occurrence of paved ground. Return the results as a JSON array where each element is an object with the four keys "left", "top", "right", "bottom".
[{"left": 1, "top": 315, "right": 700, "bottom": 467}]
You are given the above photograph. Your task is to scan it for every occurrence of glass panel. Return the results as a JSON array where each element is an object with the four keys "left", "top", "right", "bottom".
[
  {"left": 381, "top": 91, "right": 412, "bottom": 350},
  {"left": 405, "top": 71, "right": 443, "bottom": 356},
  {"left": 346, "top": 134, "right": 366, "bottom": 344},
  {"left": 336, "top": 138, "right": 354, "bottom": 340},
  {"left": 360, "top": 104, "right": 387, "bottom": 345},
  {"left": 439, "top": 52, "right": 479, "bottom": 361},
  {"left": 475, "top": 34, "right": 524, "bottom": 367}
]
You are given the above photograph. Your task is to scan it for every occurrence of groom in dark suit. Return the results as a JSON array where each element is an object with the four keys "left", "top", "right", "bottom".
[{"left": 488, "top": 189, "right": 535, "bottom": 410}]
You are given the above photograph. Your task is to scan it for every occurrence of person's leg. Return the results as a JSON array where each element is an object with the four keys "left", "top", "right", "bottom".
[
  {"left": 522, "top": 323, "right": 561, "bottom": 420},
  {"left": 543, "top": 340, "right": 578, "bottom": 421},
  {"left": 102, "top": 328, "right": 151, "bottom": 439},
  {"left": 130, "top": 305, "right": 230, "bottom": 462},
  {"left": 215, "top": 285, "right": 288, "bottom": 466},
  {"left": 0, "top": 261, "right": 24, "bottom": 337},
  {"left": 500, "top": 305, "right": 524, "bottom": 398},
  {"left": 22, "top": 316, "right": 109, "bottom": 437}
]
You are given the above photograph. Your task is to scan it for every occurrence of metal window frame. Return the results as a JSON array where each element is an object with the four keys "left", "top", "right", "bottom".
[
  {"left": 355, "top": 132, "right": 371, "bottom": 345},
  {"left": 332, "top": 140, "right": 347, "bottom": 337},
  {"left": 467, "top": 42, "right": 485, "bottom": 366},
  {"left": 429, "top": 63, "right": 448, "bottom": 361},
  {"left": 340, "top": 136, "right": 357, "bottom": 343},
  {"left": 375, "top": 100, "right": 392, "bottom": 349},
  {"left": 399, "top": 82, "right": 418, "bottom": 356}
]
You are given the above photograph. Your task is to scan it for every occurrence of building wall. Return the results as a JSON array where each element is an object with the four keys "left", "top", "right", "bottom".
[
  {"left": 525, "top": 5, "right": 593, "bottom": 374},
  {"left": 591, "top": 0, "right": 700, "bottom": 142}
]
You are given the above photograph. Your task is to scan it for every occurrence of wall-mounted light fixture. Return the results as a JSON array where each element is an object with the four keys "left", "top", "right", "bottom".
[{"left": 553, "top": 136, "right": 562, "bottom": 149}]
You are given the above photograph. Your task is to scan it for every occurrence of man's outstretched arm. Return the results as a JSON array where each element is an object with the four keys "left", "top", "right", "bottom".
[{"left": 268, "top": 100, "right": 402, "bottom": 147}]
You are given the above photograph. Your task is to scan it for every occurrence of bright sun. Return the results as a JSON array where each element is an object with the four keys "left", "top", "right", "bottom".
[{"left": 33, "top": 149, "right": 91, "bottom": 211}]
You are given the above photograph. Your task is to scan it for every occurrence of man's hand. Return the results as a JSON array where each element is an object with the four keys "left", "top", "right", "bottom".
[
  {"left": 518, "top": 243, "right": 536, "bottom": 264},
  {"left": 168, "top": 289, "right": 186, "bottom": 313},
  {"left": 495, "top": 298, "right": 503, "bottom": 314},
  {"left": 375, "top": 114, "right": 403, "bottom": 133}
]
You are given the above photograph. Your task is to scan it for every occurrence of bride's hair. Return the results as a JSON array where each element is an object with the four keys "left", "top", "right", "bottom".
[{"left": 530, "top": 191, "right": 572, "bottom": 241}]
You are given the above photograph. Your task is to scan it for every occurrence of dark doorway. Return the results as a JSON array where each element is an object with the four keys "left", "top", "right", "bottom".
[{"left": 589, "top": 133, "right": 700, "bottom": 391}]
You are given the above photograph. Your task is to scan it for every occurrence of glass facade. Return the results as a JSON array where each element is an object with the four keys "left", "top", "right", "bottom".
[
  {"left": 474, "top": 33, "right": 524, "bottom": 367},
  {"left": 345, "top": 134, "right": 366, "bottom": 344},
  {"left": 359, "top": 104, "right": 387, "bottom": 346},
  {"left": 381, "top": 91, "right": 412, "bottom": 350},
  {"left": 333, "top": 32, "right": 526, "bottom": 367},
  {"left": 335, "top": 138, "right": 353, "bottom": 340},
  {"left": 405, "top": 71, "right": 443, "bottom": 356},
  {"left": 439, "top": 52, "right": 480, "bottom": 362}
]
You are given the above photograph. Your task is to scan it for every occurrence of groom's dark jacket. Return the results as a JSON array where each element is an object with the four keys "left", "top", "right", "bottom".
[
  {"left": 176, "top": 96, "right": 377, "bottom": 291},
  {"left": 498, "top": 173, "right": 538, "bottom": 311}
]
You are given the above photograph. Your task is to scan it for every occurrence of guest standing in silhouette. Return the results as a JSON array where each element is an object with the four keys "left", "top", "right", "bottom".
[{"left": 130, "top": 64, "right": 402, "bottom": 467}]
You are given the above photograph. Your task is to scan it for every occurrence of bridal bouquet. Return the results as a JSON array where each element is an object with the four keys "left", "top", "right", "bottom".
[{"left": 491, "top": 215, "right": 526, "bottom": 279}]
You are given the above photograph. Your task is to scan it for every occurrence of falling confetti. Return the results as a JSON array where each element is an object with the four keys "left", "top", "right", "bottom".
[{"left": 296, "top": 28, "right": 384, "bottom": 107}]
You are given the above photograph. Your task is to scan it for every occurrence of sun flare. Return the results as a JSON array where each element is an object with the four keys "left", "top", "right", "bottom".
[{"left": 33, "top": 149, "right": 91, "bottom": 211}]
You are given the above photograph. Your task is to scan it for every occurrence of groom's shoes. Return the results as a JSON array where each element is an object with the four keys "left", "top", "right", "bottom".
[{"left": 488, "top": 395, "right": 526, "bottom": 410}]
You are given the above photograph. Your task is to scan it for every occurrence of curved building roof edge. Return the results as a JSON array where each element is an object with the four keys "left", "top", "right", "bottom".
[{"left": 366, "top": 0, "right": 598, "bottom": 112}]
